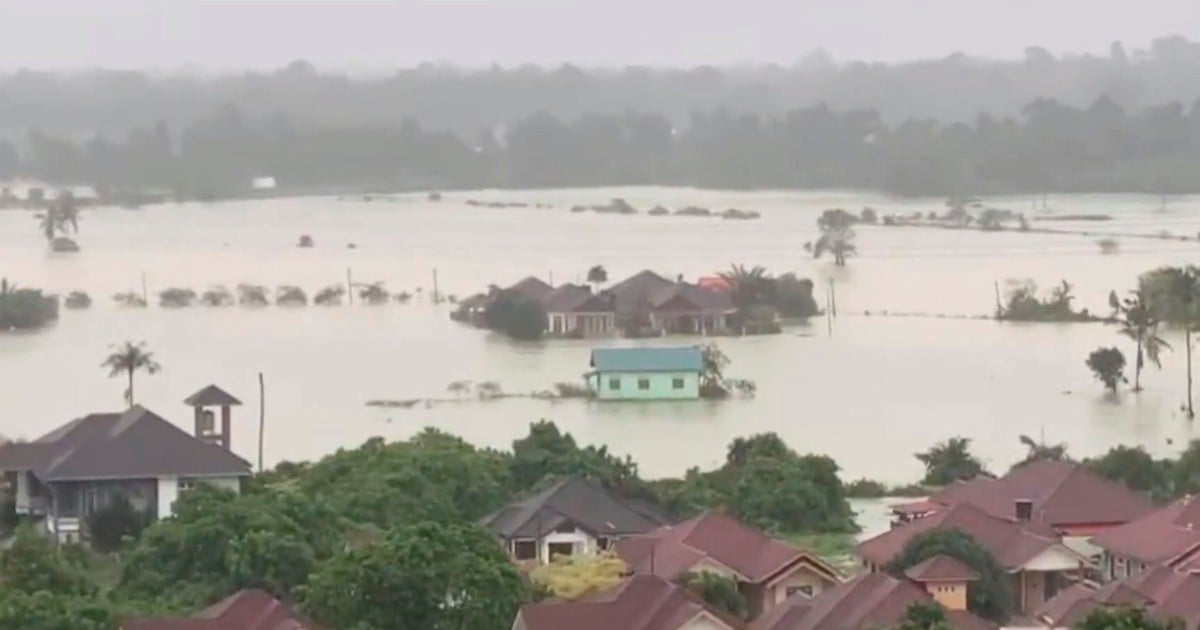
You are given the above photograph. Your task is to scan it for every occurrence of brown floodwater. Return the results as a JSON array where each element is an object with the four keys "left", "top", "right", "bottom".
[{"left": 2, "top": 188, "right": 1199, "bottom": 490}]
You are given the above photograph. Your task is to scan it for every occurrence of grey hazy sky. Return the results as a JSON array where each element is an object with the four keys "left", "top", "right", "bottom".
[{"left": 0, "top": 0, "right": 1195, "bottom": 71}]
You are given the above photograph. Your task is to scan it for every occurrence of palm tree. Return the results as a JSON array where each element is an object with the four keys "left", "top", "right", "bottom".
[
  {"left": 1110, "top": 290, "right": 1171, "bottom": 392},
  {"left": 102, "top": 341, "right": 162, "bottom": 407},
  {"left": 719, "top": 264, "right": 772, "bottom": 308},
  {"left": 1141, "top": 267, "right": 1200, "bottom": 418},
  {"left": 1015, "top": 434, "right": 1068, "bottom": 468}
]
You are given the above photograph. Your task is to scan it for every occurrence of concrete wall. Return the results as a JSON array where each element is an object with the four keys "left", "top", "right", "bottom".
[
  {"left": 770, "top": 567, "right": 832, "bottom": 606},
  {"left": 926, "top": 582, "right": 969, "bottom": 611},
  {"left": 593, "top": 371, "right": 699, "bottom": 400}
]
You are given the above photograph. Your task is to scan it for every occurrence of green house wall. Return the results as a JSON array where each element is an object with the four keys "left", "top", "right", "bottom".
[{"left": 589, "top": 371, "right": 700, "bottom": 400}]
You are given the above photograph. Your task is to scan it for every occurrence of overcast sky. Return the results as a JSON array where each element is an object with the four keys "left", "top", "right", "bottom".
[{"left": 0, "top": 0, "right": 1195, "bottom": 71}]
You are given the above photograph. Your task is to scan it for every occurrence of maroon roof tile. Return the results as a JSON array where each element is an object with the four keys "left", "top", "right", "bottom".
[
  {"left": 616, "top": 512, "right": 840, "bottom": 585},
  {"left": 517, "top": 575, "right": 741, "bottom": 630},
  {"left": 753, "top": 572, "right": 993, "bottom": 630},
  {"left": 1093, "top": 496, "right": 1200, "bottom": 564},
  {"left": 858, "top": 502, "right": 1071, "bottom": 570},
  {"left": 123, "top": 589, "right": 323, "bottom": 630},
  {"left": 1038, "top": 567, "right": 1200, "bottom": 628},
  {"left": 904, "top": 555, "right": 980, "bottom": 582}
]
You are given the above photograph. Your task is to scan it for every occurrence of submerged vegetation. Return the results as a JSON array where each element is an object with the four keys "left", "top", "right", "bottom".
[
  {"left": 997, "top": 280, "right": 1095, "bottom": 322},
  {"left": 0, "top": 278, "right": 58, "bottom": 330}
]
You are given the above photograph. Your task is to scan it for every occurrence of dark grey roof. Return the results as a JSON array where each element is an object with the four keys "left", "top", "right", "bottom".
[
  {"left": 542, "top": 284, "right": 614, "bottom": 314},
  {"left": 0, "top": 406, "right": 251, "bottom": 481},
  {"left": 508, "top": 276, "right": 554, "bottom": 303},
  {"left": 648, "top": 283, "right": 734, "bottom": 312},
  {"left": 481, "top": 477, "right": 670, "bottom": 540},
  {"left": 184, "top": 384, "right": 243, "bottom": 407}
]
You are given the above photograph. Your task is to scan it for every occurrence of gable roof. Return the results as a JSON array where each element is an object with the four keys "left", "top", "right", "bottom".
[
  {"left": 904, "top": 555, "right": 980, "bottom": 582},
  {"left": 1038, "top": 566, "right": 1200, "bottom": 628},
  {"left": 906, "top": 461, "right": 1154, "bottom": 530},
  {"left": 858, "top": 502, "right": 1070, "bottom": 570},
  {"left": 183, "top": 384, "right": 242, "bottom": 407},
  {"left": 480, "top": 477, "right": 669, "bottom": 540},
  {"left": 648, "top": 282, "right": 735, "bottom": 313},
  {"left": 123, "top": 589, "right": 323, "bottom": 630},
  {"left": 753, "top": 572, "right": 993, "bottom": 630},
  {"left": 1092, "top": 495, "right": 1200, "bottom": 564},
  {"left": 0, "top": 406, "right": 251, "bottom": 481},
  {"left": 608, "top": 270, "right": 676, "bottom": 298},
  {"left": 518, "top": 575, "right": 741, "bottom": 630},
  {"left": 616, "top": 512, "right": 841, "bottom": 586},
  {"left": 541, "top": 284, "right": 614, "bottom": 314},
  {"left": 508, "top": 276, "right": 554, "bottom": 303},
  {"left": 590, "top": 346, "right": 703, "bottom": 373}
]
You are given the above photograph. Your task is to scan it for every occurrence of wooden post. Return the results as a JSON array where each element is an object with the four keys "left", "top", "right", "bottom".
[
  {"left": 141, "top": 272, "right": 148, "bottom": 306},
  {"left": 432, "top": 268, "right": 440, "bottom": 304},
  {"left": 829, "top": 279, "right": 837, "bottom": 317},
  {"left": 346, "top": 268, "right": 353, "bottom": 305},
  {"left": 257, "top": 372, "right": 265, "bottom": 474},
  {"left": 994, "top": 281, "right": 1002, "bottom": 318},
  {"left": 826, "top": 290, "right": 833, "bottom": 336}
]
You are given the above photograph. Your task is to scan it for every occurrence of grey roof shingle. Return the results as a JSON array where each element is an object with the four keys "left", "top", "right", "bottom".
[
  {"left": 0, "top": 406, "right": 251, "bottom": 481},
  {"left": 481, "top": 477, "right": 669, "bottom": 540},
  {"left": 184, "top": 384, "right": 243, "bottom": 407}
]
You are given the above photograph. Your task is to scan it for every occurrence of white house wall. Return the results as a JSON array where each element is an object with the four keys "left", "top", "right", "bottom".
[
  {"left": 1022, "top": 546, "right": 1084, "bottom": 572},
  {"left": 156, "top": 475, "right": 179, "bottom": 519}
]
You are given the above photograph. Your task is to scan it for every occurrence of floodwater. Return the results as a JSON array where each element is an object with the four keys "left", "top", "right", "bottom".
[{"left": 3, "top": 188, "right": 1200, "bottom": 487}]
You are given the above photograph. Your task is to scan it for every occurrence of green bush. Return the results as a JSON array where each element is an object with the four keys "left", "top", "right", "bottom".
[
  {"left": 483, "top": 290, "right": 548, "bottom": 340},
  {"left": 86, "top": 496, "right": 148, "bottom": 552},
  {"left": 0, "top": 283, "right": 58, "bottom": 330}
]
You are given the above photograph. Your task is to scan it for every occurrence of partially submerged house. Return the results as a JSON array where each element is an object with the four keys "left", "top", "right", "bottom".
[
  {"left": 858, "top": 502, "right": 1088, "bottom": 616},
  {"left": 753, "top": 570, "right": 993, "bottom": 630},
  {"left": 606, "top": 270, "right": 735, "bottom": 335},
  {"left": 616, "top": 512, "right": 842, "bottom": 620},
  {"left": 1036, "top": 565, "right": 1200, "bottom": 628},
  {"left": 513, "top": 574, "right": 743, "bottom": 630},
  {"left": 481, "top": 477, "right": 670, "bottom": 564},
  {"left": 588, "top": 346, "right": 704, "bottom": 401},
  {"left": 0, "top": 391, "right": 251, "bottom": 543},
  {"left": 123, "top": 588, "right": 323, "bottom": 629},
  {"left": 508, "top": 276, "right": 555, "bottom": 303},
  {"left": 889, "top": 460, "right": 1155, "bottom": 558},
  {"left": 1090, "top": 495, "right": 1200, "bottom": 581},
  {"left": 543, "top": 283, "right": 617, "bottom": 337}
]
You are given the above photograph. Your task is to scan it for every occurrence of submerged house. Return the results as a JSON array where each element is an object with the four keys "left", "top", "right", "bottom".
[
  {"left": 0, "top": 387, "right": 251, "bottom": 543},
  {"left": 605, "top": 270, "right": 735, "bottom": 335},
  {"left": 587, "top": 346, "right": 704, "bottom": 401},
  {"left": 542, "top": 283, "right": 616, "bottom": 337}
]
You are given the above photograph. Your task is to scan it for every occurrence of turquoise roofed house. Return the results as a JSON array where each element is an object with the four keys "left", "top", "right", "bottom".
[{"left": 587, "top": 346, "right": 704, "bottom": 401}]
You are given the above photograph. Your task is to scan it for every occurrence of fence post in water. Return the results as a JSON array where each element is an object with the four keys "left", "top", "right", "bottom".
[
  {"left": 141, "top": 272, "right": 148, "bottom": 306},
  {"left": 346, "top": 268, "right": 353, "bottom": 305},
  {"left": 432, "top": 268, "right": 440, "bottom": 305},
  {"left": 994, "top": 281, "right": 1002, "bottom": 319},
  {"left": 829, "top": 279, "right": 837, "bottom": 317},
  {"left": 826, "top": 289, "right": 833, "bottom": 336}
]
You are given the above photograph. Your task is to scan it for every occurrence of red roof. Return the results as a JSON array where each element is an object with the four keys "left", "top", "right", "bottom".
[
  {"left": 517, "top": 575, "right": 741, "bottom": 630},
  {"left": 1038, "top": 566, "right": 1200, "bottom": 628},
  {"left": 1092, "top": 496, "right": 1200, "bottom": 564},
  {"left": 615, "top": 512, "right": 840, "bottom": 585},
  {"left": 907, "top": 461, "right": 1154, "bottom": 529},
  {"left": 903, "top": 555, "right": 980, "bottom": 582},
  {"left": 753, "top": 572, "right": 993, "bottom": 630},
  {"left": 859, "top": 502, "right": 1072, "bottom": 570},
  {"left": 122, "top": 589, "right": 322, "bottom": 630}
]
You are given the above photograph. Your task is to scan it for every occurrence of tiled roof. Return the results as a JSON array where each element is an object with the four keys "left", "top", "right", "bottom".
[
  {"left": 919, "top": 460, "right": 1154, "bottom": 528},
  {"left": 904, "top": 555, "right": 980, "bottom": 582},
  {"left": 616, "top": 512, "right": 840, "bottom": 585},
  {"left": 1092, "top": 496, "right": 1200, "bottom": 564},
  {"left": 123, "top": 589, "right": 323, "bottom": 629},
  {"left": 183, "top": 385, "right": 242, "bottom": 407},
  {"left": 541, "top": 284, "right": 613, "bottom": 313},
  {"left": 1038, "top": 566, "right": 1200, "bottom": 628},
  {"left": 517, "top": 575, "right": 740, "bottom": 630},
  {"left": 858, "top": 502, "right": 1068, "bottom": 570},
  {"left": 590, "top": 346, "right": 703, "bottom": 372},
  {"left": 508, "top": 276, "right": 554, "bottom": 302},
  {"left": 480, "top": 477, "right": 669, "bottom": 540},
  {"left": 753, "top": 572, "right": 993, "bottom": 630},
  {"left": 0, "top": 406, "right": 251, "bottom": 481}
]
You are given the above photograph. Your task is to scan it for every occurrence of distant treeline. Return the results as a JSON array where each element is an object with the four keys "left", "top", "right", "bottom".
[{"left": 4, "top": 94, "right": 1200, "bottom": 198}]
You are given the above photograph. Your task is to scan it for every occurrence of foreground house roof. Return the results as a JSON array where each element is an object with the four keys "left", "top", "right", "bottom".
[
  {"left": 1091, "top": 495, "right": 1200, "bottom": 564},
  {"left": 893, "top": 460, "right": 1155, "bottom": 531},
  {"left": 590, "top": 346, "right": 704, "bottom": 373},
  {"left": 481, "top": 477, "right": 669, "bottom": 540},
  {"left": 858, "top": 502, "right": 1078, "bottom": 570},
  {"left": 516, "top": 574, "right": 741, "bottom": 630},
  {"left": 123, "top": 589, "right": 322, "bottom": 629},
  {"left": 616, "top": 512, "right": 841, "bottom": 585},
  {"left": 752, "top": 572, "right": 993, "bottom": 630},
  {"left": 1038, "top": 566, "right": 1200, "bottom": 628},
  {"left": 0, "top": 405, "right": 251, "bottom": 481}
]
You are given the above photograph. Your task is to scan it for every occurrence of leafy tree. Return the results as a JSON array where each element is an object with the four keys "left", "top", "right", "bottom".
[
  {"left": 726, "top": 433, "right": 792, "bottom": 469},
  {"left": 896, "top": 601, "right": 954, "bottom": 630},
  {"left": 530, "top": 552, "right": 626, "bottom": 600},
  {"left": 1075, "top": 606, "right": 1183, "bottom": 630},
  {"left": 677, "top": 571, "right": 748, "bottom": 620},
  {"left": 730, "top": 453, "right": 856, "bottom": 533},
  {"left": 1086, "top": 347, "right": 1127, "bottom": 393},
  {"left": 1140, "top": 267, "right": 1200, "bottom": 417},
  {"left": 101, "top": 340, "right": 162, "bottom": 406},
  {"left": 1172, "top": 440, "right": 1200, "bottom": 497},
  {"left": 483, "top": 290, "right": 548, "bottom": 340},
  {"left": 888, "top": 530, "right": 1013, "bottom": 622},
  {"left": 0, "top": 525, "right": 96, "bottom": 597},
  {"left": 775, "top": 273, "right": 820, "bottom": 319},
  {"left": 586, "top": 265, "right": 608, "bottom": 286},
  {"left": 1087, "top": 446, "right": 1172, "bottom": 501},
  {"left": 1110, "top": 290, "right": 1171, "bottom": 391},
  {"left": 915, "top": 438, "right": 986, "bottom": 486},
  {"left": 813, "top": 226, "right": 857, "bottom": 267},
  {"left": 86, "top": 495, "right": 149, "bottom": 552},
  {"left": 510, "top": 420, "right": 652, "bottom": 502},
  {"left": 303, "top": 521, "right": 528, "bottom": 630},
  {"left": 0, "top": 590, "right": 116, "bottom": 630},
  {"left": 0, "top": 278, "right": 59, "bottom": 330}
]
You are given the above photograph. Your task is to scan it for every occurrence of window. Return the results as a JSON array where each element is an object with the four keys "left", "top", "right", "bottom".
[
  {"left": 785, "top": 585, "right": 814, "bottom": 598},
  {"left": 638, "top": 378, "right": 650, "bottom": 390},
  {"left": 548, "top": 542, "right": 574, "bottom": 559},
  {"left": 608, "top": 377, "right": 621, "bottom": 390},
  {"left": 672, "top": 377, "right": 685, "bottom": 389},
  {"left": 513, "top": 540, "right": 538, "bottom": 561},
  {"left": 597, "top": 537, "right": 610, "bottom": 551},
  {"left": 178, "top": 478, "right": 196, "bottom": 493}
]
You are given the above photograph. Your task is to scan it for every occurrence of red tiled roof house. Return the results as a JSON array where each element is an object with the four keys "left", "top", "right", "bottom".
[
  {"left": 1090, "top": 495, "right": 1200, "bottom": 582},
  {"left": 123, "top": 588, "right": 323, "bottom": 629},
  {"left": 513, "top": 574, "right": 743, "bottom": 630}
]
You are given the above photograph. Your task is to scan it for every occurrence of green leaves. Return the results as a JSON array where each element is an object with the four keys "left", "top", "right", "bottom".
[
  {"left": 915, "top": 437, "right": 987, "bottom": 486},
  {"left": 889, "top": 530, "right": 1013, "bottom": 622}
]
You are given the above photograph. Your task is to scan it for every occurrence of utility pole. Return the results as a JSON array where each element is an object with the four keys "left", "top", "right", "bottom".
[
  {"left": 432, "top": 268, "right": 440, "bottom": 304},
  {"left": 257, "top": 372, "right": 265, "bottom": 474},
  {"left": 346, "top": 268, "right": 353, "bottom": 305}
]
